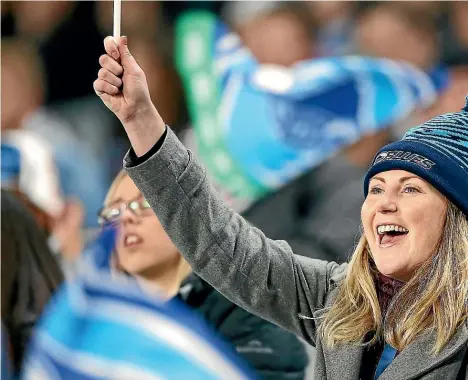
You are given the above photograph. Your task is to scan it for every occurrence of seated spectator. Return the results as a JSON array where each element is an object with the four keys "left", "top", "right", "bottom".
[
  {"left": 10, "top": 1, "right": 75, "bottom": 41},
  {"left": 355, "top": 2, "right": 439, "bottom": 70},
  {"left": 222, "top": 1, "right": 315, "bottom": 67},
  {"left": 98, "top": 170, "right": 309, "bottom": 379},
  {"left": 1, "top": 37, "right": 108, "bottom": 227}
]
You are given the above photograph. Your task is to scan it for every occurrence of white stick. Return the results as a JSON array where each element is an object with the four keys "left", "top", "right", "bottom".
[{"left": 113, "top": 0, "right": 121, "bottom": 44}]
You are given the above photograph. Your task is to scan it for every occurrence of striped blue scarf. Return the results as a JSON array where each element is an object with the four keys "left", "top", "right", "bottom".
[{"left": 21, "top": 226, "right": 256, "bottom": 380}]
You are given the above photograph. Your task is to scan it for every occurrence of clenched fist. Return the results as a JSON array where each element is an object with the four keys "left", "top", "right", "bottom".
[{"left": 94, "top": 36, "right": 166, "bottom": 156}]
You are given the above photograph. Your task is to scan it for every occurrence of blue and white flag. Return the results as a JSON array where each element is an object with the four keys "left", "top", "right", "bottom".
[
  {"left": 176, "top": 11, "right": 449, "bottom": 210},
  {"left": 21, "top": 226, "right": 256, "bottom": 380}
]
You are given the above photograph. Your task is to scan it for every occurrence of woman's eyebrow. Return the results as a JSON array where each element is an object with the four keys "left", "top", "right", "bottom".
[
  {"left": 399, "top": 176, "right": 420, "bottom": 183},
  {"left": 371, "top": 175, "right": 421, "bottom": 184},
  {"left": 106, "top": 194, "right": 144, "bottom": 208},
  {"left": 371, "top": 176, "right": 385, "bottom": 183},
  {"left": 106, "top": 197, "right": 123, "bottom": 207}
]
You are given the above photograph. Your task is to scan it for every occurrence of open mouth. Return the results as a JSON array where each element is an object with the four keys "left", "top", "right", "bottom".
[
  {"left": 377, "top": 224, "right": 409, "bottom": 247},
  {"left": 123, "top": 234, "right": 144, "bottom": 248}
]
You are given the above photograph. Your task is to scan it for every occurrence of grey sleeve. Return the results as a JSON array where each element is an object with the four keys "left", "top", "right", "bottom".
[{"left": 124, "top": 127, "right": 347, "bottom": 344}]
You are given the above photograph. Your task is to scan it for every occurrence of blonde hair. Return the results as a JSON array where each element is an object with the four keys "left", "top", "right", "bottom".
[
  {"left": 105, "top": 170, "right": 192, "bottom": 295},
  {"left": 104, "top": 170, "right": 128, "bottom": 206},
  {"left": 319, "top": 202, "right": 468, "bottom": 354}
]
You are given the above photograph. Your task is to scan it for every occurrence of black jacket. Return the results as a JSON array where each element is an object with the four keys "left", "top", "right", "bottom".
[{"left": 177, "top": 274, "right": 308, "bottom": 380}]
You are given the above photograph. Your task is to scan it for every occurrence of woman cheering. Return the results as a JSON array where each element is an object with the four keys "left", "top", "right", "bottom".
[{"left": 94, "top": 36, "right": 467, "bottom": 380}]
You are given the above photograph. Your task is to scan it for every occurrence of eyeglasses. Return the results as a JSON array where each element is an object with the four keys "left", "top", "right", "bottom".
[{"left": 97, "top": 199, "right": 152, "bottom": 225}]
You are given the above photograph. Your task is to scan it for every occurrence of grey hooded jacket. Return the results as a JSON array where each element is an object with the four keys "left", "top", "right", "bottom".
[{"left": 125, "top": 127, "right": 468, "bottom": 380}]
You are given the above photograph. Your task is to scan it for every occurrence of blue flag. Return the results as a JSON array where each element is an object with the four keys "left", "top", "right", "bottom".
[{"left": 21, "top": 227, "right": 256, "bottom": 380}]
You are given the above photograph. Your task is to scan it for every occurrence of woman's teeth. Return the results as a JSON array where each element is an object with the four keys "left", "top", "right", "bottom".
[
  {"left": 125, "top": 235, "right": 141, "bottom": 245},
  {"left": 377, "top": 225, "right": 408, "bottom": 235}
]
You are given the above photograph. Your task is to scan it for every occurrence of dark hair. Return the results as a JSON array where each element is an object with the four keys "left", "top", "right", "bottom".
[{"left": 1, "top": 190, "right": 63, "bottom": 372}]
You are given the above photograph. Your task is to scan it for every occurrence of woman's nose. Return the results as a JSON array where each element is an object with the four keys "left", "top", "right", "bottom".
[
  {"left": 377, "top": 195, "right": 398, "bottom": 214},
  {"left": 120, "top": 207, "right": 137, "bottom": 224}
]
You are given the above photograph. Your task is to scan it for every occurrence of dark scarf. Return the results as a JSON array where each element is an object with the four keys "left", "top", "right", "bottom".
[
  {"left": 375, "top": 272, "right": 405, "bottom": 317},
  {"left": 360, "top": 272, "right": 405, "bottom": 380}
]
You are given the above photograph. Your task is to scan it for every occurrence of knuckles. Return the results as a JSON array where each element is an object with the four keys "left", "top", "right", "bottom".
[
  {"left": 93, "top": 79, "right": 102, "bottom": 93},
  {"left": 98, "top": 54, "right": 108, "bottom": 66},
  {"left": 93, "top": 79, "right": 117, "bottom": 95},
  {"left": 98, "top": 55, "right": 123, "bottom": 75},
  {"left": 98, "top": 68, "right": 107, "bottom": 79}
]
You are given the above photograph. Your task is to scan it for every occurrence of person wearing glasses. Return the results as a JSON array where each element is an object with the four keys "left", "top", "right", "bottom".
[{"left": 98, "top": 170, "right": 309, "bottom": 380}]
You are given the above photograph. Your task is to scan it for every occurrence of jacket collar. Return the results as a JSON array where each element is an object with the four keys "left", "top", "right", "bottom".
[
  {"left": 313, "top": 279, "right": 468, "bottom": 380},
  {"left": 380, "top": 320, "right": 468, "bottom": 380},
  {"left": 177, "top": 274, "right": 212, "bottom": 306},
  {"left": 314, "top": 314, "right": 467, "bottom": 380}
]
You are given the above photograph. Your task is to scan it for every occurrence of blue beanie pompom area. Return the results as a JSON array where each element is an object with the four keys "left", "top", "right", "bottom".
[{"left": 364, "top": 95, "right": 468, "bottom": 217}]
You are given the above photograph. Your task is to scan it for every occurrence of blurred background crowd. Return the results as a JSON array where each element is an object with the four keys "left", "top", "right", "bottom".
[
  {"left": 2, "top": 0, "right": 468, "bottom": 243},
  {"left": 1, "top": 1, "right": 468, "bottom": 379}
]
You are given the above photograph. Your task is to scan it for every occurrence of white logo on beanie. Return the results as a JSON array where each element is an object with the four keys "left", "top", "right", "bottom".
[{"left": 374, "top": 150, "right": 436, "bottom": 170}]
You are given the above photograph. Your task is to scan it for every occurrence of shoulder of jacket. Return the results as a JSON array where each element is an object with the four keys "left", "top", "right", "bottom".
[{"left": 328, "top": 262, "right": 349, "bottom": 289}]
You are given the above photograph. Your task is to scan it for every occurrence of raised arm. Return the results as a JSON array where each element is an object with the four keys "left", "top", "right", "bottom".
[{"left": 94, "top": 36, "right": 347, "bottom": 344}]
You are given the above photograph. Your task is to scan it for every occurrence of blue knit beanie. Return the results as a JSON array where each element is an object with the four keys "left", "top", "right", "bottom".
[{"left": 364, "top": 96, "right": 468, "bottom": 217}]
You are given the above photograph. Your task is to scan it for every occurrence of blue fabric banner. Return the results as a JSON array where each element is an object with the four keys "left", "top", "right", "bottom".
[
  {"left": 176, "top": 11, "right": 449, "bottom": 210},
  {"left": 21, "top": 227, "right": 256, "bottom": 380}
]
